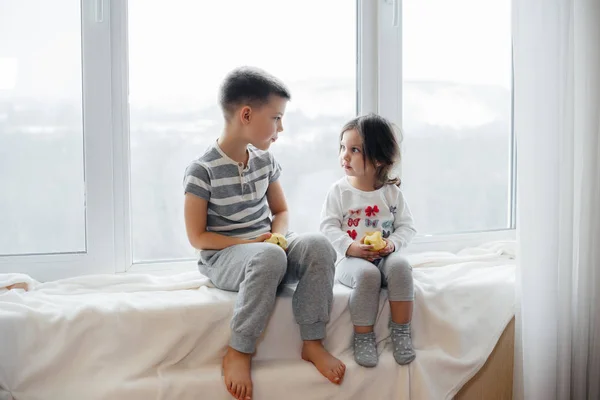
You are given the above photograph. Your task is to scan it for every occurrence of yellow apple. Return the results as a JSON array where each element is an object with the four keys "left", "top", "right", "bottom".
[
  {"left": 363, "top": 231, "right": 386, "bottom": 251},
  {"left": 264, "top": 233, "right": 288, "bottom": 250}
]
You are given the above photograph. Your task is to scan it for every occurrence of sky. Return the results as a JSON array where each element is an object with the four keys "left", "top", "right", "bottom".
[
  {"left": 0, "top": 0, "right": 511, "bottom": 105},
  {"left": 403, "top": 0, "right": 511, "bottom": 88}
]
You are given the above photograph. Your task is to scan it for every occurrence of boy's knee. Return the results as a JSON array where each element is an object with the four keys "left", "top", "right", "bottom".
[
  {"left": 298, "top": 233, "right": 336, "bottom": 263},
  {"left": 251, "top": 244, "right": 287, "bottom": 277}
]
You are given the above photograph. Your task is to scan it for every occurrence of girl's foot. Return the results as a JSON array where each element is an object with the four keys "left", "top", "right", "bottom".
[
  {"left": 354, "top": 331, "right": 378, "bottom": 367},
  {"left": 390, "top": 321, "right": 416, "bottom": 365}
]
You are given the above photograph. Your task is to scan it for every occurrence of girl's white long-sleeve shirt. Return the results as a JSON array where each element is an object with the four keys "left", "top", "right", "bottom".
[{"left": 320, "top": 177, "right": 417, "bottom": 258}]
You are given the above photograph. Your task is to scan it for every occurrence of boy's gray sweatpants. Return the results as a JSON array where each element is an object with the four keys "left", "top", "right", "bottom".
[
  {"left": 199, "top": 233, "right": 336, "bottom": 354},
  {"left": 336, "top": 252, "right": 413, "bottom": 326}
]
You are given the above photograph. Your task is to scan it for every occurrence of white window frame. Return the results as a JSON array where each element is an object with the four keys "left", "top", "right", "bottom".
[
  {"left": 1, "top": 0, "right": 515, "bottom": 279},
  {"left": 110, "top": 0, "right": 132, "bottom": 274},
  {"left": 128, "top": 0, "right": 515, "bottom": 274},
  {"left": 375, "top": 0, "right": 516, "bottom": 254},
  {"left": 0, "top": 0, "right": 116, "bottom": 281}
]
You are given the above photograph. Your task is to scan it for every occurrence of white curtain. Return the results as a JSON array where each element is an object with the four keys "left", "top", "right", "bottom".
[{"left": 513, "top": 0, "right": 600, "bottom": 399}]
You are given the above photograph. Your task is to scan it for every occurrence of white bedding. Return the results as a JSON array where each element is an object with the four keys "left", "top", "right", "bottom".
[{"left": 0, "top": 241, "right": 516, "bottom": 400}]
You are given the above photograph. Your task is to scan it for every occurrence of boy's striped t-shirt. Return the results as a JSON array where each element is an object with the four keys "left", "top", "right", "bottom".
[{"left": 183, "top": 141, "right": 281, "bottom": 250}]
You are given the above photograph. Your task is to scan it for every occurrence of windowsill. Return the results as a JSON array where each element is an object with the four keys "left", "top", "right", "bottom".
[
  {"left": 124, "top": 259, "right": 198, "bottom": 276},
  {"left": 124, "top": 229, "right": 516, "bottom": 276},
  {"left": 407, "top": 229, "right": 516, "bottom": 253}
]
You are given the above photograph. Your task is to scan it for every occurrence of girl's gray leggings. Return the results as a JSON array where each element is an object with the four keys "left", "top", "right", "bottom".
[{"left": 336, "top": 252, "right": 414, "bottom": 326}]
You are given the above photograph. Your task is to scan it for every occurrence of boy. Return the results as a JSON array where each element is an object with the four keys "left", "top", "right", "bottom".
[{"left": 183, "top": 67, "right": 346, "bottom": 400}]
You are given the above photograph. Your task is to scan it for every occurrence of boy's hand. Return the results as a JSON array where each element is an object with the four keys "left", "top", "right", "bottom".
[
  {"left": 379, "top": 239, "right": 395, "bottom": 257},
  {"left": 346, "top": 242, "right": 381, "bottom": 262},
  {"left": 251, "top": 233, "right": 273, "bottom": 243}
]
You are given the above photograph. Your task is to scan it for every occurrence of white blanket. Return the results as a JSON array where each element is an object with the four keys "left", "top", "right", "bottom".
[{"left": 0, "top": 241, "right": 516, "bottom": 400}]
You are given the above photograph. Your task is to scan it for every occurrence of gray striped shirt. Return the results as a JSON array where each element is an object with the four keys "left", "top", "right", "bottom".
[{"left": 184, "top": 142, "right": 281, "bottom": 250}]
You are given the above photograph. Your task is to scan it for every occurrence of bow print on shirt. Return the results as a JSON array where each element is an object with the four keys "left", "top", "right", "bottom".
[
  {"left": 349, "top": 209, "right": 362, "bottom": 216},
  {"left": 365, "top": 205, "right": 380, "bottom": 217},
  {"left": 347, "top": 230, "right": 358, "bottom": 240}
]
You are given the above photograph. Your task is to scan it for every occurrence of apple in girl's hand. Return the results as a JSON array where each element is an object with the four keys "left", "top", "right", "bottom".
[
  {"left": 363, "top": 231, "right": 386, "bottom": 251},
  {"left": 264, "top": 233, "right": 288, "bottom": 250}
]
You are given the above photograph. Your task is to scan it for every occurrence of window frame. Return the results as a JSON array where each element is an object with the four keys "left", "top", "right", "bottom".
[
  {"left": 129, "top": 0, "right": 516, "bottom": 275},
  {"left": 0, "top": 0, "right": 116, "bottom": 280},
  {"left": 0, "top": 0, "right": 515, "bottom": 279},
  {"left": 376, "top": 0, "right": 516, "bottom": 249}
]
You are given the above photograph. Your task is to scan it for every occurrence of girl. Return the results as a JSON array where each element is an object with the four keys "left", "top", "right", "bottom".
[{"left": 320, "top": 113, "right": 417, "bottom": 368}]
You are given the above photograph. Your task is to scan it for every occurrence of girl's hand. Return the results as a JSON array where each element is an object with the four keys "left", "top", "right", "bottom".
[
  {"left": 379, "top": 239, "right": 395, "bottom": 257},
  {"left": 347, "top": 242, "right": 381, "bottom": 262}
]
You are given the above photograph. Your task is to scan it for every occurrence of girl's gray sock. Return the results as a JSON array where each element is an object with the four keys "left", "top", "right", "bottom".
[
  {"left": 390, "top": 321, "right": 416, "bottom": 365},
  {"left": 353, "top": 331, "right": 378, "bottom": 368}
]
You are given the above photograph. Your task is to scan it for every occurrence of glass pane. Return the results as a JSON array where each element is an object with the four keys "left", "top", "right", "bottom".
[
  {"left": 0, "top": 1, "right": 86, "bottom": 255},
  {"left": 128, "top": 0, "right": 356, "bottom": 262},
  {"left": 402, "top": 0, "right": 512, "bottom": 234}
]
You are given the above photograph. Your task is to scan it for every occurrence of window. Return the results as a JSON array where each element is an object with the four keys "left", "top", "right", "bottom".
[
  {"left": 128, "top": 0, "right": 357, "bottom": 263},
  {"left": 400, "top": 0, "right": 513, "bottom": 235},
  {"left": 1, "top": 0, "right": 514, "bottom": 278},
  {"left": 0, "top": 1, "right": 85, "bottom": 255},
  {"left": 0, "top": 0, "right": 114, "bottom": 279}
]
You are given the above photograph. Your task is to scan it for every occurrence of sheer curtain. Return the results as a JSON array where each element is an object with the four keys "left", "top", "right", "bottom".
[{"left": 513, "top": 0, "right": 600, "bottom": 399}]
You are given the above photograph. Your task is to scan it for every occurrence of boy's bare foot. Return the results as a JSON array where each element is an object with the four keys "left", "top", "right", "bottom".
[
  {"left": 222, "top": 347, "right": 253, "bottom": 400},
  {"left": 301, "top": 340, "right": 346, "bottom": 385},
  {"left": 6, "top": 283, "right": 28, "bottom": 291}
]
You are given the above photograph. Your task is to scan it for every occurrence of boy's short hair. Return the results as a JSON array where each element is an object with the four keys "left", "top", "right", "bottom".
[{"left": 219, "top": 67, "right": 291, "bottom": 120}]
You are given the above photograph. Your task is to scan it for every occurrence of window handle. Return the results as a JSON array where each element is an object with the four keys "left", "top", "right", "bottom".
[
  {"left": 95, "top": 0, "right": 104, "bottom": 23},
  {"left": 384, "top": 0, "right": 400, "bottom": 27}
]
